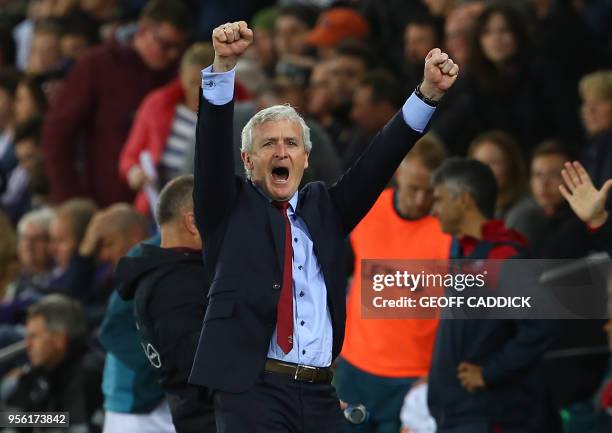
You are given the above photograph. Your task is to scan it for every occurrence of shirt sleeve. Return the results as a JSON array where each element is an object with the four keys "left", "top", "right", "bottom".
[
  {"left": 201, "top": 65, "right": 236, "bottom": 105},
  {"left": 401, "top": 92, "right": 436, "bottom": 133}
]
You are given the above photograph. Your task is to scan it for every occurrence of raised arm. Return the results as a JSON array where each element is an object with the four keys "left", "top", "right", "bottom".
[
  {"left": 329, "top": 49, "right": 459, "bottom": 235},
  {"left": 193, "top": 22, "right": 253, "bottom": 235}
]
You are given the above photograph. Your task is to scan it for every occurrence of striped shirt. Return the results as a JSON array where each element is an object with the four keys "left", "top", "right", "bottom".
[{"left": 159, "top": 104, "right": 197, "bottom": 184}]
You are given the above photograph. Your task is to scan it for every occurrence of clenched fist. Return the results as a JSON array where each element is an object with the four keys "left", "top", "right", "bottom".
[
  {"left": 420, "top": 48, "right": 459, "bottom": 102},
  {"left": 212, "top": 21, "right": 254, "bottom": 72}
]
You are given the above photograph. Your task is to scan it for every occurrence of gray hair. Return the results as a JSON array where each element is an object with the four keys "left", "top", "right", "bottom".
[
  {"left": 240, "top": 104, "right": 312, "bottom": 179},
  {"left": 17, "top": 208, "right": 54, "bottom": 237},
  {"left": 27, "top": 294, "right": 87, "bottom": 341}
]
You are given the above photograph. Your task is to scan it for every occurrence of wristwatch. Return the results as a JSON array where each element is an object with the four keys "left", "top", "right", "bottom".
[{"left": 415, "top": 83, "right": 439, "bottom": 107}]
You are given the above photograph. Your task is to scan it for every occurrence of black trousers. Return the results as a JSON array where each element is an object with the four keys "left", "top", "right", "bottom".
[{"left": 213, "top": 371, "right": 345, "bottom": 433}]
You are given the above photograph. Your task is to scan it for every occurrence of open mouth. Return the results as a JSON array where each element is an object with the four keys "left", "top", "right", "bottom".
[{"left": 271, "top": 167, "right": 290, "bottom": 182}]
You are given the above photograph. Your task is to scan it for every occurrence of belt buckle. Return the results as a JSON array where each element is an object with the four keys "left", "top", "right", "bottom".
[{"left": 294, "top": 364, "right": 317, "bottom": 382}]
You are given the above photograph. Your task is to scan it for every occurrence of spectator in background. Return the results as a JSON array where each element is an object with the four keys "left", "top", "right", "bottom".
[
  {"left": 506, "top": 141, "right": 596, "bottom": 257},
  {"left": 59, "top": 14, "right": 99, "bottom": 61},
  {"left": 60, "top": 203, "right": 147, "bottom": 326},
  {"left": 249, "top": 7, "right": 277, "bottom": 77},
  {"left": 467, "top": 130, "right": 529, "bottom": 218},
  {"left": 579, "top": 71, "right": 612, "bottom": 194},
  {"left": 274, "top": 4, "right": 318, "bottom": 59},
  {"left": 8, "top": 208, "right": 54, "bottom": 306},
  {"left": 305, "top": 7, "right": 369, "bottom": 60},
  {"left": 443, "top": 2, "right": 484, "bottom": 69},
  {"left": 116, "top": 175, "right": 215, "bottom": 433},
  {"left": 307, "top": 60, "right": 334, "bottom": 130},
  {"left": 432, "top": 3, "right": 579, "bottom": 155},
  {"left": 336, "top": 137, "right": 451, "bottom": 433},
  {"left": 120, "top": 42, "right": 214, "bottom": 216},
  {"left": 48, "top": 198, "right": 97, "bottom": 281},
  {"left": 26, "top": 20, "right": 63, "bottom": 76},
  {"left": 403, "top": 13, "right": 442, "bottom": 91},
  {"left": 324, "top": 41, "right": 372, "bottom": 159},
  {"left": 1, "top": 116, "right": 47, "bottom": 224},
  {"left": 344, "top": 69, "right": 404, "bottom": 169},
  {"left": 43, "top": 0, "right": 190, "bottom": 207},
  {"left": 3, "top": 294, "right": 103, "bottom": 432},
  {"left": 428, "top": 158, "right": 558, "bottom": 433},
  {"left": 14, "top": 74, "right": 48, "bottom": 125}
]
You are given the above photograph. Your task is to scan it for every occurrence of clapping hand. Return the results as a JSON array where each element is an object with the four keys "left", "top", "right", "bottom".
[{"left": 559, "top": 161, "right": 611, "bottom": 228}]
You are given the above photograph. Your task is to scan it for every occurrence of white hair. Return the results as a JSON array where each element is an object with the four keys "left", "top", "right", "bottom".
[
  {"left": 240, "top": 104, "right": 312, "bottom": 179},
  {"left": 17, "top": 208, "right": 55, "bottom": 237}
]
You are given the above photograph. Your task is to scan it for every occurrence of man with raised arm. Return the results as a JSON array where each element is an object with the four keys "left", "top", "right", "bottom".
[{"left": 189, "top": 21, "right": 458, "bottom": 433}]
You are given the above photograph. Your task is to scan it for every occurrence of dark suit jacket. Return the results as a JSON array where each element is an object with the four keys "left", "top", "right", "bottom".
[{"left": 188, "top": 94, "right": 422, "bottom": 393}]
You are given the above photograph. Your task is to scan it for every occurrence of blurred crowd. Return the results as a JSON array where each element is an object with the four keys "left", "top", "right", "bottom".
[{"left": 0, "top": 0, "right": 611, "bottom": 432}]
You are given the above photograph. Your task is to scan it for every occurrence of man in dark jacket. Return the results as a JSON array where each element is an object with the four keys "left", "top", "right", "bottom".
[
  {"left": 116, "top": 174, "right": 215, "bottom": 433},
  {"left": 428, "top": 158, "right": 559, "bottom": 433},
  {"left": 3, "top": 294, "right": 103, "bottom": 433},
  {"left": 42, "top": 0, "right": 190, "bottom": 206}
]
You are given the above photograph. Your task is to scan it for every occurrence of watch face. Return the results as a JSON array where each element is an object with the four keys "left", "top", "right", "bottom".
[{"left": 347, "top": 407, "right": 366, "bottom": 424}]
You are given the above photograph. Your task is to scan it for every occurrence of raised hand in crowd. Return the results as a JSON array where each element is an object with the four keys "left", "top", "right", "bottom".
[
  {"left": 212, "top": 21, "right": 254, "bottom": 73},
  {"left": 559, "top": 161, "right": 612, "bottom": 228},
  {"left": 78, "top": 210, "right": 108, "bottom": 257}
]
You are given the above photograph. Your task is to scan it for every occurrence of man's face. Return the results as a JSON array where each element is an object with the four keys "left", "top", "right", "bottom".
[
  {"left": 330, "top": 55, "right": 366, "bottom": 107},
  {"left": 25, "top": 315, "right": 65, "bottom": 368},
  {"left": 432, "top": 183, "right": 464, "bottom": 235},
  {"left": 49, "top": 214, "right": 77, "bottom": 271},
  {"left": 28, "top": 32, "right": 61, "bottom": 74},
  {"left": 242, "top": 120, "right": 309, "bottom": 201},
  {"left": 404, "top": 24, "right": 437, "bottom": 65},
  {"left": 308, "top": 62, "right": 333, "bottom": 117},
  {"left": 531, "top": 154, "right": 566, "bottom": 212},
  {"left": 139, "top": 21, "right": 186, "bottom": 70},
  {"left": 350, "top": 85, "right": 379, "bottom": 133},
  {"left": 395, "top": 158, "right": 434, "bottom": 219},
  {"left": 581, "top": 90, "right": 612, "bottom": 136},
  {"left": 97, "top": 228, "right": 132, "bottom": 265},
  {"left": 471, "top": 142, "right": 509, "bottom": 191},
  {"left": 15, "top": 139, "right": 41, "bottom": 176},
  {"left": 17, "top": 221, "right": 50, "bottom": 272},
  {"left": 274, "top": 15, "right": 310, "bottom": 56}
]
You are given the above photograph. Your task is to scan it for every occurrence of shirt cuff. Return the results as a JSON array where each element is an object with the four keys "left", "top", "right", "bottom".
[
  {"left": 201, "top": 65, "right": 235, "bottom": 106},
  {"left": 401, "top": 92, "right": 436, "bottom": 133}
]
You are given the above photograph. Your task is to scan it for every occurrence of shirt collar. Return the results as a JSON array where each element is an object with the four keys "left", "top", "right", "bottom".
[{"left": 251, "top": 182, "right": 299, "bottom": 213}]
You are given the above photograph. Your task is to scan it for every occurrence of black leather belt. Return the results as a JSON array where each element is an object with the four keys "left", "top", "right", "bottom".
[{"left": 264, "top": 359, "right": 333, "bottom": 384}]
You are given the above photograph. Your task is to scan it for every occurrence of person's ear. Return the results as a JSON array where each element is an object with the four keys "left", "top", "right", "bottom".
[
  {"left": 241, "top": 151, "right": 254, "bottom": 172},
  {"left": 304, "top": 150, "right": 309, "bottom": 170},
  {"left": 184, "top": 211, "right": 199, "bottom": 237}
]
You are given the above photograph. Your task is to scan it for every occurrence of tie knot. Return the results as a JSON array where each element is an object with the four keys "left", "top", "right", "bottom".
[{"left": 272, "top": 200, "right": 290, "bottom": 212}]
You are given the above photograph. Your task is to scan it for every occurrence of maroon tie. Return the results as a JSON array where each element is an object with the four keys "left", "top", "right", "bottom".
[{"left": 273, "top": 201, "right": 294, "bottom": 353}]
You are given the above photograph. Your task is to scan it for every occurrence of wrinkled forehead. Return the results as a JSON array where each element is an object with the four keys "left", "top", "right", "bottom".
[{"left": 251, "top": 119, "right": 304, "bottom": 144}]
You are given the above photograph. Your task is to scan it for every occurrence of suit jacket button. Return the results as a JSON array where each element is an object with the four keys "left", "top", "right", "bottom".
[{"left": 272, "top": 283, "right": 281, "bottom": 290}]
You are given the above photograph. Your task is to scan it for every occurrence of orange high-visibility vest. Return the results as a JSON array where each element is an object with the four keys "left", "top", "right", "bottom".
[{"left": 341, "top": 188, "right": 452, "bottom": 378}]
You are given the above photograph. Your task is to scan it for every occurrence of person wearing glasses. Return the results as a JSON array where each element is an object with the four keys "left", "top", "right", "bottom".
[{"left": 42, "top": 0, "right": 190, "bottom": 208}]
